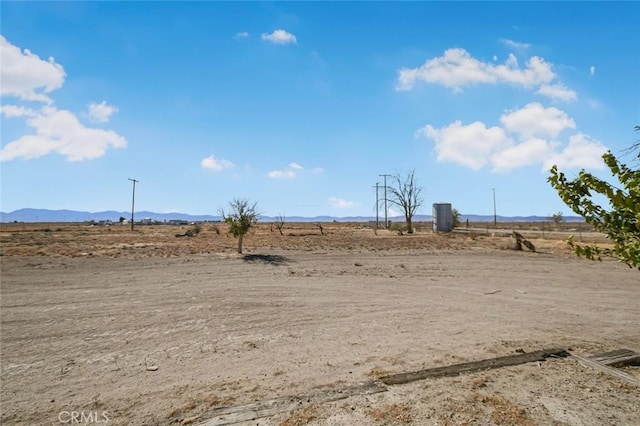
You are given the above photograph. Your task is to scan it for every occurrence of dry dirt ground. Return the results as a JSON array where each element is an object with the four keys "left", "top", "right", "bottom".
[{"left": 1, "top": 223, "right": 639, "bottom": 425}]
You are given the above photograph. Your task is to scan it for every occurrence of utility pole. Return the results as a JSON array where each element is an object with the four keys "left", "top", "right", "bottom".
[
  {"left": 379, "top": 174, "right": 391, "bottom": 229},
  {"left": 129, "top": 178, "right": 139, "bottom": 231},
  {"left": 373, "top": 182, "right": 379, "bottom": 229},
  {"left": 492, "top": 188, "right": 497, "bottom": 228}
]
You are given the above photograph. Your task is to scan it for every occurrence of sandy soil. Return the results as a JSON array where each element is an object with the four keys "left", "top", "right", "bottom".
[{"left": 1, "top": 224, "right": 639, "bottom": 425}]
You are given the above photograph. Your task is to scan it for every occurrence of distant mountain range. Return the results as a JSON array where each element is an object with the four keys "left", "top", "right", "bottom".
[{"left": 0, "top": 208, "right": 585, "bottom": 223}]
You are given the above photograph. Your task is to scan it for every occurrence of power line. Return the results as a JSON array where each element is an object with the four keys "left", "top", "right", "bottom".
[
  {"left": 379, "top": 174, "right": 391, "bottom": 229},
  {"left": 129, "top": 178, "right": 139, "bottom": 231}
]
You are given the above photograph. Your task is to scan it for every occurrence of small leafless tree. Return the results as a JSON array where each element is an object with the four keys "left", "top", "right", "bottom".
[
  {"left": 316, "top": 222, "right": 324, "bottom": 235},
  {"left": 388, "top": 170, "right": 423, "bottom": 234},
  {"left": 275, "top": 214, "right": 285, "bottom": 236},
  {"left": 219, "top": 199, "right": 259, "bottom": 253},
  {"left": 551, "top": 211, "right": 564, "bottom": 225}
]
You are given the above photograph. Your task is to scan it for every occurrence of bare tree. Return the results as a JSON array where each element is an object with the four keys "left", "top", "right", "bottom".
[
  {"left": 551, "top": 211, "right": 564, "bottom": 225},
  {"left": 219, "top": 199, "right": 259, "bottom": 253},
  {"left": 275, "top": 214, "right": 285, "bottom": 236},
  {"left": 388, "top": 170, "right": 423, "bottom": 234}
]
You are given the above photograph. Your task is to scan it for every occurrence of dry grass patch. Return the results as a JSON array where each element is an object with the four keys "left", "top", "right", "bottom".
[
  {"left": 366, "top": 366, "right": 395, "bottom": 378},
  {"left": 432, "top": 391, "right": 534, "bottom": 426},
  {"left": 279, "top": 403, "right": 321, "bottom": 426},
  {"left": 166, "top": 399, "right": 198, "bottom": 421},
  {"left": 469, "top": 393, "right": 535, "bottom": 426},
  {"left": 469, "top": 375, "right": 491, "bottom": 389},
  {"left": 165, "top": 394, "right": 235, "bottom": 423},
  {"left": 367, "top": 403, "right": 413, "bottom": 424},
  {"left": 1, "top": 221, "right": 597, "bottom": 258}
]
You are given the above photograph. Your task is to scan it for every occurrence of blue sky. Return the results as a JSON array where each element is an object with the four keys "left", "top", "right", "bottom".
[{"left": 1, "top": 2, "right": 638, "bottom": 218}]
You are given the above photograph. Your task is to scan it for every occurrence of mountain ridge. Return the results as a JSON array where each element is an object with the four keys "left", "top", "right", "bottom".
[{"left": 0, "top": 208, "right": 585, "bottom": 223}]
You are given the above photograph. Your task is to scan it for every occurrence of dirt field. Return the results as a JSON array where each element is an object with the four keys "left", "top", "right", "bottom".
[{"left": 1, "top": 223, "right": 639, "bottom": 425}]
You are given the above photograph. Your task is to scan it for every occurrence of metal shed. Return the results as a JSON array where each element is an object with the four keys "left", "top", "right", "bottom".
[{"left": 432, "top": 203, "right": 453, "bottom": 232}]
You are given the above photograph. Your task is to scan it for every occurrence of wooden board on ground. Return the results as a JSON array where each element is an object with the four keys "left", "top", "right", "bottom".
[
  {"left": 379, "top": 348, "right": 568, "bottom": 385},
  {"left": 197, "top": 381, "right": 386, "bottom": 426},
  {"left": 588, "top": 348, "right": 640, "bottom": 367},
  {"left": 572, "top": 351, "right": 640, "bottom": 387},
  {"left": 196, "top": 348, "right": 569, "bottom": 425}
]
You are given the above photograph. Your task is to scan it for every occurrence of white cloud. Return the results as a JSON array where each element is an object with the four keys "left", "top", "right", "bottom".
[
  {"left": 329, "top": 197, "right": 357, "bottom": 209},
  {"left": 234, "top": 31, "right": 249, "bottom": 39},
  {"left": 387, "top": 207, "right": 402, "bottom": 218},
  {"left": 0, "top": 35, "right": 66, "bottom": 103},
  {"left": 0, "top": 37, "right": 126, "bottom": 162},
  {"left": 500, "top": 102, "right": 576, "bottom": 138},
  {"left": 267, "top": 169, "right": 296, "bottom": 179},
  {"left": 590, "top": 65, "right": 595, "bottom": 76},
  {"left": 397, "top": 49, "right": 553, "bottom": 90},
  {"left": 288, "top": 162, "right": 304, "bottom": 170},
  {"left": 417, "top": 104, "right": 606, "bottom": 173},
  {"left": 267, "top": 161, "right": 316, "bottom": 179},
  {"left": 535, "top": 83, "right": 577, "bottom": 101},
  {"left": 311, "top": 167, "right": 324, "bottom": 174},
  {"left": 87, "top": 101, "right": 118, "bottom": 123},
  {"left": 397, "top": 48, "right": 574, "bottom": 102},
  {"left": 0, "top": 105, "right": 127, "bottom": 162},
  {"left": 261, "top": 29, "right": 297, "bottom": 45},
  {"left": 416, "top": 120, "right": 511, "bottom": 170},
  {"left": 544, "top": 133, "right": 607, "bottom": 170},
  {"left": 491, "top": 138, "right": 554, "bottom": 172},
  {"left": 500, "top": 38, "right": 531, "bottom": 50},
  {"left": 201, "top": 155, "right": 234, "bottom": 171},
  {"left": 492, "top": 55, "right": 498, "bottom": 62},
  {"left": 0, "top": 105, "right": 36, "bottom": 118}
]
